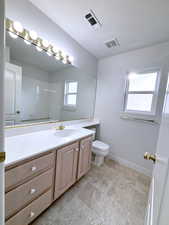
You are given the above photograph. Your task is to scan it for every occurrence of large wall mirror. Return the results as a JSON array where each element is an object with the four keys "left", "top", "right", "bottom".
[{"left": 5, "top": 32, "right": 97, "bottom": 126}]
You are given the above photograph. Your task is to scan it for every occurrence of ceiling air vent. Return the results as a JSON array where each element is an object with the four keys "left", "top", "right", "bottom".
[
  {"left": 105, "top": 38, "right": 120, "bottom": 48},
  {"left": 85, "top": 9, "right": 102, "bottom": 29}
]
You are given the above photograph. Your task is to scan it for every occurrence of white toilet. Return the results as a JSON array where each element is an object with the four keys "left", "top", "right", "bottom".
[
  {"left": 89, "top": 127, "right": 110, "bottom": 166},
  {"left": 92, "top": 140, "right": 110, "bottom": 166}
]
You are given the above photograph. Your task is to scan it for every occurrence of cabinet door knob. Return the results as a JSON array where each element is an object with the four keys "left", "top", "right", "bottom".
[
  {"left": 30, "top": 188, "right": 36, "bottom": 194},
  {"left": 31, "top": 166, "right": 37, "bottom": 172},
  {"left": 75, "top": 148, "right": 79, "bottom": 152},
  {"left": 30, "top": 211, "right": 35, "bottom": 218}
]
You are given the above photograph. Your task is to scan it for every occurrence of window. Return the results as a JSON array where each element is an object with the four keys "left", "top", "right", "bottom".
[
  {"left": 64, "top": 81, "right": 78, "bottom": 107},
  {"left": 123, "top": 70, "right": 160, "bottom": 120}
]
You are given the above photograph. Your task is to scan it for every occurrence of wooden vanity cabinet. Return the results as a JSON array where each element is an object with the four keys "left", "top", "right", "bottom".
[
  {"left": 54, "top": 142, "right": 79, "bottom": 200},
  {"left": 77, "top": 136, "right": 92, "bottom": 180},
  {"left": 5, "top": 135, "right": 93, "bottom": 225}
]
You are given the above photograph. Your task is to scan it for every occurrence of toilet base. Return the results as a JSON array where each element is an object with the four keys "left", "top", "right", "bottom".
[{"left": 93, "top": 154, "right": 105, "bottom": 166}]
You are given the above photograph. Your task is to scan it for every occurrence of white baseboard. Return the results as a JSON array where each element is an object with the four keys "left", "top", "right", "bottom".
[{"left": 108, "top": 153, "right": 152, "bottom": 177}]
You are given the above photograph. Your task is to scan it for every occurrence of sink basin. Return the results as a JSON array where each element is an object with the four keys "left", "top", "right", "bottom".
[{"left": 54, "top": 129, "right": 78, "bottom": 138}]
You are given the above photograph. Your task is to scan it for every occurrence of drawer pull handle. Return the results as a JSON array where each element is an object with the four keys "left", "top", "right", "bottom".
[
  {"left": 31, "top": 166, "right": 37, "bottom": 171},
  {"left": 30, "top": 188, "right": 36, "bottom": 194},
  {"left": 30, "top": 211, "right": 35, "bottom": 218}
]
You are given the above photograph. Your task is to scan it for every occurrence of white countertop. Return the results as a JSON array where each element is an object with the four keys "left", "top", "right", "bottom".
[
  {"left": 5, "top": 119, "right": 99, "bottom": 167},
  {"left": 68, "top": 120, "right": 99, "bottom": 129}
]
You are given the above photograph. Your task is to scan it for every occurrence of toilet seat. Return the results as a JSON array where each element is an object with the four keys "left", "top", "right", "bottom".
[
  {"left": 93, "top": 140, "right": 109, "bottom": 151},
  {"left": 92, "top": 140, "right": 109, "bottom": 156}
]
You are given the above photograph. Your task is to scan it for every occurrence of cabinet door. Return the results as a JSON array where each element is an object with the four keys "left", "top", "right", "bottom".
[
  {"left": 77, "top": 136, "right": 92, "bottom": 180},
  {"left": 54, "top": 142, "right": 79, "bottom": 200}
]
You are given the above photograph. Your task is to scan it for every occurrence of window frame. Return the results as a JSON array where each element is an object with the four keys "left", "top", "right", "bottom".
[
  {"left": 64, "top": 80, "right": 78, "bottom": 107},
  {"left": 122, "top": 69, "right": 161, "bottom": 122}
]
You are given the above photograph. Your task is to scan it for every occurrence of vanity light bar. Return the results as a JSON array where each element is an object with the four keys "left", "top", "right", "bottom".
[{"left": 6, "top": 18, "right": 74, "bottom": 65}]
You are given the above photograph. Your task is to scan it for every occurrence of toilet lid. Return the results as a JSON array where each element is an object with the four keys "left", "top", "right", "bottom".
[{"left": 92, "top": 140, "right": 109, "bottom": 151}]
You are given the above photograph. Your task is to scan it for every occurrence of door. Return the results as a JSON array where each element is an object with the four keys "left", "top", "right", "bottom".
[
  {"left": 5, "top": 62, "right": 22, "bottom": 126},
  {"left": 54, "top": 142, "right": 79, "bottom": 199},
  {"left": 0, "top": 0, "right": 5, "bottom": 224},
  {"left": 77, "top": 136, "right": 92, "bottom": 180},
  {"left": 144, "top": 75, "right": 169, "bottom": 225}
]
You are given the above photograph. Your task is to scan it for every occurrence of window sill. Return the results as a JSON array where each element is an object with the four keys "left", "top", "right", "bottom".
[
  {"left": 62, "top": 105, "right": 77, "bottom": 112},
  {"left": 120, "top": 113, "right": 159, "bottom": 125}
]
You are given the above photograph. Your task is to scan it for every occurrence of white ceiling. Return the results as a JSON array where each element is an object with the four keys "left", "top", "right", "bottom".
[{"left": 29, "top": 0, "right": 169, "bottom": 59}]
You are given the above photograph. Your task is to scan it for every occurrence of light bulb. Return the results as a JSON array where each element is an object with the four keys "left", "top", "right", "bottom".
[
  {"left": 36, "top": 46, "right": 42, "bottom": 52},
  {"left": 62, "top": 51, "right": 67, "bottom": 57},
  {"left": 24, "top": 31, "right": 31, "bottom": 45},
  {"left": 8, "top": 22, "right": 17, "bottom": 39},
  {"left": 35, "top": 39, "right": 43, "bottom": 52},
  {"left": 47, "top": 52, "right": 52, "bottom": 56},
  {"left": 8, "top": 31, "right": 18, "bottom": 39},
  {"left": 30, "top": 31, "right": 38, "bottom": 40},
  {"left": 53, "top": 46, "right": 60, "bottom": 54},
  {"left": 24, "top": 39, "right": 31, "bottom": 45},
  {"left": 13, "top": 21, "right": 23, "bottom": 33},
  {"left": 69, "top": 56, "right": 74, "bottom": 63},
  {"left": 62, "top": 54, "right": 68, "bottom": 64},
  {"left": 55, "top": 55, "right": 59, "bottom": 60},
  {"left": 47, "top": 46, "right": 53, "bottom": 56},
  {"left": 42, "top": 39, "right": 49, "bottom": 48},
  {"left": 55, "top": 54, "right": 61, "bottom": 60},
  {"left": 62, "top": 59, "right": 67, "bottom": 64}
]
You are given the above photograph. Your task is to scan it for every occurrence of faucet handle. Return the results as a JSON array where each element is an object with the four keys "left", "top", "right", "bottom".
[
  {"left": 54, "top": 124, "right": 65, "bottom": 130},
  {"left": 59, "top": 125, "right": 65, "bottom": 130}
]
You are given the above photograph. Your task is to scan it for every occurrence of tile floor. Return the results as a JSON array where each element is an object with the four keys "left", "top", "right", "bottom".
[{"left": 31, "top": 159, "right": 150, "bottom": 225}]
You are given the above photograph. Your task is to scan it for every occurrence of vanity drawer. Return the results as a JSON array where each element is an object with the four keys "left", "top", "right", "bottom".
[
  {"left": 6, "top": 168, "right": 54, "bottom": 220},
  {"left": 6, "top": 189, "right": 52, "bottom": 225},
  {"left": 6, "top": 152, "right": 55, "bottom": 190}
]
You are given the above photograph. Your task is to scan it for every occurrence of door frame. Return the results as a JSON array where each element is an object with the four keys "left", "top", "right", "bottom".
[
  {"left": 5, "top": 62, "right": 22, "bottom": 125},
  {"left": 144, "top": 62, "right": 169, "bottom": 225},
  {"left": 0, "top": 0, "right": 5, "bottom": 224},
  {"left": 156, "top": 66, "right": 169, "bottom": 225}
]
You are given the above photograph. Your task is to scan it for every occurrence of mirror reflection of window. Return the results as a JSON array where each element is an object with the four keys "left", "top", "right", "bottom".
[{"left": 64, "top": 81, "right": 78, "bottom": 106}]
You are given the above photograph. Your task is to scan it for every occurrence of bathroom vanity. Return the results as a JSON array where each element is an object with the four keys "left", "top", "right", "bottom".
[{"left": 5, "top": 129, "right": 93, "bottom": 225}]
